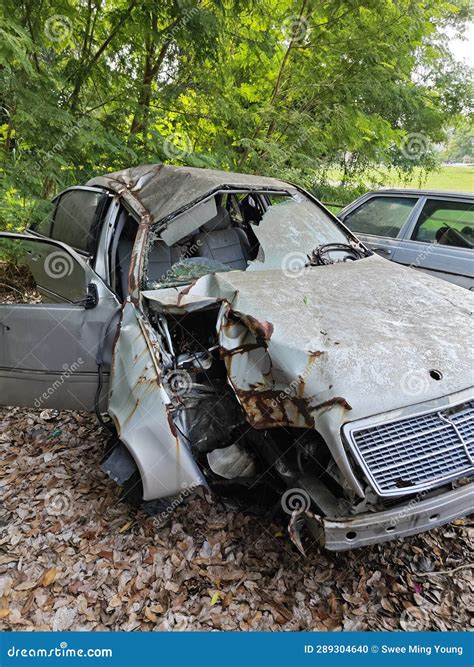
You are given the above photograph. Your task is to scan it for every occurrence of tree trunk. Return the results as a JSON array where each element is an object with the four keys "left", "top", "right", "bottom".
[
  {"left": 68, "top": 0, "right": 137, "bottom": 112},
  {"left": 129, "top": 15, "right": 177, "bottom": 140}
]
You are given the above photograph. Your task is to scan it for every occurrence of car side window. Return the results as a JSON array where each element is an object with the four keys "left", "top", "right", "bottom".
[
  {"left": 0, "top": 236, "right": 87, "bottom": 305},
  {"left": 343, "top": 196, "right": 418, "bottom": 238},
  {"left": 31, "top": 189, "right": 109, "bottom": 254},
  {"left": 412, "top": 199, "right": 474, "bottom": 249},
  {"left": 52, "top": 189, "right": 109, "bottom": 253}
]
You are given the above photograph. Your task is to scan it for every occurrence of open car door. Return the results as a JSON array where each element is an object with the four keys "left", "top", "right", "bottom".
[{"left": 0, "top": 232, "right": 121, "bottom": 410}]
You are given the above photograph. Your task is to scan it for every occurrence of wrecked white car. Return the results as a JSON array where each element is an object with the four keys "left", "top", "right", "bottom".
[{"left": 0, "top": 165, "right": 472, "bottom": 551}]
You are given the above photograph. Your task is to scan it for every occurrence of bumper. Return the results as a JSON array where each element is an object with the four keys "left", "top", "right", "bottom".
[{"left": 315, "top": 481, "right": 473, "bottom": 551}]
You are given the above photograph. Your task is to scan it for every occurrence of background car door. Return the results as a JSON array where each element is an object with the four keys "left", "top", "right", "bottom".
[
  {"left": 0, "top": 233, "right": 120, "bottom": 410},
  {"left": 391, "top": 197, "right": 474, "bottom": 290},
  {"left": 339, "top": 194, "right": 422, "bottom": 260}
]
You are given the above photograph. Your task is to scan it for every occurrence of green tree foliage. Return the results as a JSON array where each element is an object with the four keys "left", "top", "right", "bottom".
[
  {"left": 441, "top": 117, "right": 473, "bottom": 162},
  {"left": 0, "top": 0, "right": 472, "bottom": 227}
]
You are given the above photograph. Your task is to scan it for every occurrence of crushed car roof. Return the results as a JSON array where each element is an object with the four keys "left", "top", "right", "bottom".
[{"left": 86, "top": 164, "right": 293, "bottom": 225}]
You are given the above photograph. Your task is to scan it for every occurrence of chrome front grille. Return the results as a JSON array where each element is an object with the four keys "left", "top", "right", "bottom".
[{"left": 344, "top": 401, "right": 474, "bottom": 496}]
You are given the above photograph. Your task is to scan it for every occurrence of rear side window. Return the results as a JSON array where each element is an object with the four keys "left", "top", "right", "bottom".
[
  {"left": 50, "top": 189, "right": 108, "bottom": 253},
  {"left": 343, "top": 196, "right": 418, "bottom": 238},
  {"left": 412, "top": 199, "right": 474, "bottom": 249}
]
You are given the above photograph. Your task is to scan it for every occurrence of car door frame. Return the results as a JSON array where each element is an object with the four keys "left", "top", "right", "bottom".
[
  {"left": 0, "top": 232, "right": 122, "bottom": 411},
  {"left": 391, "top": 194, "right": 474, "bottom": 290},
  {"left": 339, "top": 192, "right": 425, "bottom": 260},
  {"left": 29, "top": 185, "right": 113, "bottom": 263}
]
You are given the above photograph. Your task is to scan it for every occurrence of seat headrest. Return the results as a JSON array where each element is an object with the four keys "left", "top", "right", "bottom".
[{"left": 201, "top": 207, "right": 231, "bottom": 232}]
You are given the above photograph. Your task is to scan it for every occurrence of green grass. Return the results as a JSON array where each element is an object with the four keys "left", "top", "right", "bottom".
[
  {"left": 327, "top": 164, "right": 473, "bottom": 191},
  {"left": 323, "top": 165, "right": 473, "bottom": 211},
  {"left": 377, "top": 165, "right": 474, "bottom": 192}
]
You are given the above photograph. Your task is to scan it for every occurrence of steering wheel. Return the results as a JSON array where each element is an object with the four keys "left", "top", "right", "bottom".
[
  {"left": 307, "top": 243, "right": 365, "bottom": 266},
  {"left": 436, "top": 224, "right": 474, "bottom": 249}
]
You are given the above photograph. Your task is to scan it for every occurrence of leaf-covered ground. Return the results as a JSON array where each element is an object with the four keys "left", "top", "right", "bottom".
[{"left": 0, "top": 407, "right": 472, "bottom": 632}]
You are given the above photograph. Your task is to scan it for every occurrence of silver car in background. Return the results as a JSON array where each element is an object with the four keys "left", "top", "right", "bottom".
[{"left": 338, "top": 189, "right": 474, "bottom": 290}]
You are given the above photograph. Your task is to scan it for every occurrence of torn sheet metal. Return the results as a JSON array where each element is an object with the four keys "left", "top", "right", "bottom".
[
  {"left": 288, "top": 509, "right": 324, "bottom": 557},
  {"left": 108, "top": 301, "right": 206, "bottom": 500},
  {"left": 142, "top": 254, "right": 473, "bottom": 499}
]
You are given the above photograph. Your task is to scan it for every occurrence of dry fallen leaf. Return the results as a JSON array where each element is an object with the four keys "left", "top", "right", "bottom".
[
  {"left": 0, "top": 405, "right": 470, "bottom": 632},
  {"left": 119, "top": 521, "right": 133, "bottom": 533},
  {"left": 15, "top": 580, "right": 37, "bottom": 592},
  {"left": 38, "top": 568, "right": 57, "bottom": 587},
  {"left": 144, "top": 607, "right": 159, "bottom": 623},
  {"left": 108, "top": 595, "right": 122, "bottom": 609}
]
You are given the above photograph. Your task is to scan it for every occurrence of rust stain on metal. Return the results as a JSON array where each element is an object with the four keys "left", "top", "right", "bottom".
[
  {"left": 220, "top": 342, "right": 264, "bottom": 357},
  {"left": 288, "top": 510, "right": 307, "bottom": 556},
  {"left": 235, "top": 389, "right": 285, "bottom": 428},
  {"left": 235, "top": 313, "right": 274, "bottom": 341},
  {"left": 235, "top": 388, "right": 314, "bottom": 429},
  {"left": 137, "top": 314, "right": 163, "bottom": 385},
  {"left": 297, "top": 374, "right": 306, "bottom": 396},
  {"left": 292, "top": 395, "right": 316, "bottom": 428},
  {"left": 308, "top": 350, "right": 324, "bottom": 361},
  {"left": 310, "top": 396, "right": 352, "bottom": 413},
  {"left": 233, "top": 385, "right": 351, "bottom": 430},
  {"left": 177, "top": 281, "right": 195, "bottom": 301},
  {"left": 165, "top": 404, "right": 178, "bottom": 438},
  {"left": 128, "top": 223, "right": 148, "bottom": 300},
  {"left": 124, "top": 397, "right": 140, "bottom": 424}
]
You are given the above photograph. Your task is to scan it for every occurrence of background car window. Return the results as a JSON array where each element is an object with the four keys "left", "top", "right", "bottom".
[
  {"left": 412, "top": 199, "right": 474, "bottom": 249},
  {"left": 0, "top": 236, "right": 86, "bottom": 304},
  {"left": 51, "top": 189, "right": 108, "bottom": 253},
  {"left": 343, "top": 196, "right": 418, "bottom": 238}
]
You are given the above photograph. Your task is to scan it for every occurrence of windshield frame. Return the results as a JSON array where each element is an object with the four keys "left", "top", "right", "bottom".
[
  {"left": 140, "top": 183, "right": 371, "bottom": 291},
  {"left": 152, "top": 183, "right": 362, "bottom": 245}
]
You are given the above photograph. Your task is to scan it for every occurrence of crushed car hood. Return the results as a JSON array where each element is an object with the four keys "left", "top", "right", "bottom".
[{"left": 146, "top": 255, "right": 473, "bottom": 426}]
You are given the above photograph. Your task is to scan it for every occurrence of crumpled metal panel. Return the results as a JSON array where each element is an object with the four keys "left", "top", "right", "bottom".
[
  {"left": 108, "top": 301, "right": 206, "bottom": 500},
  {"left": 86, "top": 164, "right": 292, "bottom": 226},
  {"left": 143, "top": 254, "right": 473, "bottom": 498},
  {"left": 212, "top": 257, "right": 473, "bottom": 420}
]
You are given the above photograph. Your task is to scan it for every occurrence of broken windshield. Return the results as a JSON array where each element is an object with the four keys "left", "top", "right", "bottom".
[
  {"left": 144, "top": 190, "right": 357, "bottom": 289},
  {"left": 247, "top": 193, "right": 350, "bottom": 271}
]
